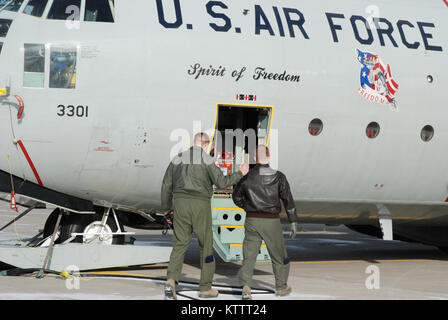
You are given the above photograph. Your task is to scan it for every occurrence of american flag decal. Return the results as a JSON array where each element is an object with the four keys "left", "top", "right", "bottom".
[
  {"left": 372, "top": 61, "right": 399, "bottom": 103},
  {"left": 357, "top": 49, "right": 399, "bottom": 110},
  {"left": 236, "top": 94, "right": 257, "bottom": 101}
]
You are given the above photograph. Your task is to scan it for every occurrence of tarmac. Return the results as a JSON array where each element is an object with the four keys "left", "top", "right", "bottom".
[{"left": 0, "top": 201, "right": 448, "bottom": 300}]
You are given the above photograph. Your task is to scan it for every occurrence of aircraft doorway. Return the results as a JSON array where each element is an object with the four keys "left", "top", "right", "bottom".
[{"left": 211, "top": 103, "right": 274, "bottom": 191}]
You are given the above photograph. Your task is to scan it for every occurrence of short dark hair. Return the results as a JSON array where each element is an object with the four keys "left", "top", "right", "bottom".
[
  {"left": 256, "top": 145, "right": 270, "bottom": 162},
  {"left": 194, "top": 132, "right": 210, "bottom": 145}
]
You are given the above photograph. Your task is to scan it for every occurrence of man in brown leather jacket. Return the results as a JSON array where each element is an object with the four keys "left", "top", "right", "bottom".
[{"left": 232, "top": 145, "right": 297, "bottom": 300}]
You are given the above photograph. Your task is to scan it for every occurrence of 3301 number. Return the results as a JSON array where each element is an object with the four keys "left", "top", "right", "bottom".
[{"left": 57, "top": 105, "right": 89, "bottom": 117}]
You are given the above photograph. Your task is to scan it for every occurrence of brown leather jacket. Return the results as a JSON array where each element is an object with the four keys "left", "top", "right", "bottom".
[{"left": 232, "top": 164, "right": 297, "bottom": 223}]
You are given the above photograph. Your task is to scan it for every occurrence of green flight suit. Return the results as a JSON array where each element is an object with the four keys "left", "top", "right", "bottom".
[
  {"left": 238, "top": 218, "right": 290, "bottom": 291},
  {"left": 161, "top": 146, "right": 243, "bottom": 291}
]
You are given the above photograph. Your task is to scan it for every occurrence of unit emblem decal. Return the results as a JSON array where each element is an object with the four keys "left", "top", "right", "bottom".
[{"left": 356, "top": 49, "right": 399, "bottom": 110}]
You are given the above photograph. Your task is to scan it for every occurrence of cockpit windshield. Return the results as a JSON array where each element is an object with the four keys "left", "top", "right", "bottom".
[
  {"left": 47, "top": 0, "right": 81, "bottom": 20},
  {"left": 23, "top": 0, "right": 48, "bottom": 17},
  {"left": 0, "top": 0, "right": 24, "bottom": 12},
  {"left": 0, "top": 19, "right": 12, "bottom": 37},
  {"left": 85, "top": 0, "right": 114, "bottom": 23}
]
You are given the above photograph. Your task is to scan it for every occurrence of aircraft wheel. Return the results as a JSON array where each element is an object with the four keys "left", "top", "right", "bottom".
[
  {"left": 59, "top": 212, "right": 125, "bottom": 245},
  {"left": 59, "top": 213, "right": 93, "bottom": 244},
  {"left": 90, "top": 212, "right": 125, "bottom": 245},
  {"left": 43, "top": 208, "right": 64, "bottom": 243}
]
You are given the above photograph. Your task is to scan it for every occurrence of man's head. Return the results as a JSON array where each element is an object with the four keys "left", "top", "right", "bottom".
[
  {"left": 193, "top": 132, "right": 210, "bottom": 151},
  {"left": 255, "top": 145, "right": 270, "bottom": 164}
]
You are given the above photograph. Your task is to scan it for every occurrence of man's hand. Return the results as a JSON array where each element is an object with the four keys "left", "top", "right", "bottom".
[
  {"left": 239, "top": 163, "right": 249, "bottom": 176},
  {"left": 289, "top": 222, "right": 297, "bottom": 239},
  {"left": 164, "top": 210, "right": 174, "bottom": 227}
]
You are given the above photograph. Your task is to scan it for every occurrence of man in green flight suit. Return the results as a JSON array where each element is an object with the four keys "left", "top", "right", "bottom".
[{"left": 161, "top": 132, "right": 249, "bottom": 299}]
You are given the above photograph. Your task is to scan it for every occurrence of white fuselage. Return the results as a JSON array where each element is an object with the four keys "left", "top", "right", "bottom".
[{"left": 0, "top": 0, "right": 447, "bottom": 225}]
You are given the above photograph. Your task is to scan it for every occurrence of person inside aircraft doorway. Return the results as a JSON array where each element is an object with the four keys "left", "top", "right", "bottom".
[
  {"left": 232, "top": 145, "right": 298, "bottom": 300},
  {"left": 161, "top": 132, "right": 249, "bottom": 300}
]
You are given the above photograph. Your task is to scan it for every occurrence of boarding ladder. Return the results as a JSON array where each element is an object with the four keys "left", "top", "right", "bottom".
[{"left": 211, "top": 194, "right": 271, "bottom": 263}]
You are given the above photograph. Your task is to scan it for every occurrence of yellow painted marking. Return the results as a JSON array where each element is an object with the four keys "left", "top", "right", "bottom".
[
  {"left": 289, "top": 259, "right": 439, "bottom": 265},
  {"left": 230, "top": 243, "right": 266, "bottom": 248},
  {"left": 83, "top": 259, "right": 440, "bottom": 278},
  {"left": 221, "top": 258, "right": 439, "bottom": 266},
  {"left": 213, "top": 207, "right": 244, "bottom": 211},
  {"left": 119, "top": 264, "right": 168, "bottom": 268},
  {"left": 221, "top": 225, "right": 244, "bottom": 229},
  {"left": 88, "top": 270, "right": 160, "bottom": 278},
  {"left": 266, "top": 105, "right": 274, "bottom": 146},
  {"left": 213, "top": 194, "right": 231, "bottom": 197},
  {"left": 208, "top": 104, "right": 219, "bottom": 154},
  {"left": 298, "top": 213, "right": 434, "bottom": 221}
]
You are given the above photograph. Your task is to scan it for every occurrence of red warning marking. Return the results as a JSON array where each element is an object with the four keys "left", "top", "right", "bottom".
[
  {"left": 13, "top": 95, "right": 24, "bottom": 120},
  {"left": 15, "top": 97, "right": 24, "bottom": 119},
  {"left": 445, "top": 197, "right": 448, "bottom": 202},
  {"left": 17, "top": 140, "right": 43, "bottom": 186},
  {"left": 444, "top": 0, "right": 448, "bottom": 7},
  {"left": 10, "top": 192, "right": 17, "bottom": 212}
]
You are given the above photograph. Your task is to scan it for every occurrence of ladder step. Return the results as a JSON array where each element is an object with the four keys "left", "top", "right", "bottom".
[
  {"left": 211, "top": 195, "right": 271, "bottom": 263},
  {"left": 230, "top": 243, "right": 267, "bottom": 248}
]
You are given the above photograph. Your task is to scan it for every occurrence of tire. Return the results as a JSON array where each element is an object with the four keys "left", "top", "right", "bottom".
[
  {"left": 43, "top": 208, "right": 64, "bottom": 244},
  {"left": 92, "top": 212, "right": 125, "bottom": 245},
  {"left": 59, "top": 210, "right": 125, "bottom": 245},
  {"left": 59, "top": 213, "right": 93, "bottom": 244}
]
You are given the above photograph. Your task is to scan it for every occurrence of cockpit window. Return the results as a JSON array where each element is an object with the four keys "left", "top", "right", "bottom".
[
  {"left": 0, "top": 0, "right": 24, "bottom": 12},
  {"left": 0, "top": 19, "right": 12, "bottom": 37},
  {"left": 23, "top": 0, "right": 48, "bottom": 17},
  {"left": 50, "top": 46, "right": 77, "bottom": 89},
  {"left": 85, "top": 0, "right": 114, "bottom": 22},
  {"left": 47, "top": 0, "right": 80, "bottom": 20}
]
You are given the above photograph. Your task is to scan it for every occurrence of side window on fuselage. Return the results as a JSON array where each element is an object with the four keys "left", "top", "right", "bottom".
[
  {"left": 24, "top": 43, "right": 45, "bottom": 88},
  {"left": 49, "top": 46, "right": 77, "bottom": 89}
]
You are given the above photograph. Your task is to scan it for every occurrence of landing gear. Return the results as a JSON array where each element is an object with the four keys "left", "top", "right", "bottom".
[
  {"left": 43, "top": 207, "right": 126, "bottom": 245},
  {"left": 0, "top": 206, "right": 172, "bottom": 271},
  {"left": 84, "top": 209, "right": 125, "bottom": 245},
  {"left": 60, "top": 213, "right": 94, "bottom": 244},
  {"left": 43, "top": 208, "right": 63, "bottom": 243}
]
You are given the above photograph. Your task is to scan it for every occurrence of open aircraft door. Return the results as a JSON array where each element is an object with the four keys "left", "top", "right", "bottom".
[{"left": 210, "top": 103, "right": 274, "bottom": 263}]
